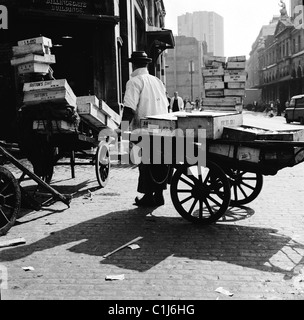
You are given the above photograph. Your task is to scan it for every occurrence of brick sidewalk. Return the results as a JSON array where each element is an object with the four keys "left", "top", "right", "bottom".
[{"left": 1, "top": 159, "right": 304, "bottom": 300}]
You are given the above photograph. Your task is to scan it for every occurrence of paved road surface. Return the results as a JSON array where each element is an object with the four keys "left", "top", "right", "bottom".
[{"left": 1, "top": 112, "right": 304, "bottom": 301}]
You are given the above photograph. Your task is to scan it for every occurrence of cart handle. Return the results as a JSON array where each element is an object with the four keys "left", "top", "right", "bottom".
[{"left": 0, "top": 145, "right": 71, "bottom": 208}]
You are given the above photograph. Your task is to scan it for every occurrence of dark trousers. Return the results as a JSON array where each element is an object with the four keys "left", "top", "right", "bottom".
[{"left": 137, "top": 163, "right": 168, "bottom": 194}]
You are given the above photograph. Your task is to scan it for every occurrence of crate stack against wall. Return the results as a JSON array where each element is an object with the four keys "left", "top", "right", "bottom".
[
  {"left": 11, "top": 36, "right": 79, "bottom": 134},
  {"left": 11, "top": 36, "right": 121, "bottom": 136},
  {"left": 11, "top": 36, "right": 55, "bottom": 75},
  {"left": 202, "top": 55, "right": 247, "bottom": 113}
]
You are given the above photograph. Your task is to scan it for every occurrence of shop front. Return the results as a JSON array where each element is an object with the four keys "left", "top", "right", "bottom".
[{"left": 0, "top": 0, "right": 120, "bottom": 142}]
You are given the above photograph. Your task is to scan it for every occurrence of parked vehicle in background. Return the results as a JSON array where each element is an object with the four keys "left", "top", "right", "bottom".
[{"left": 285, "top": 95, "right": 304, "bottom": 125}]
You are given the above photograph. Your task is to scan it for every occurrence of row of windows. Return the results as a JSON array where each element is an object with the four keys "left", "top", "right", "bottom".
[
  {"left": 263, "top": 66, "right": 303, "bottom": 83},
  {"left": 263, "top": 35, "right": 302, "bottom": 66}
]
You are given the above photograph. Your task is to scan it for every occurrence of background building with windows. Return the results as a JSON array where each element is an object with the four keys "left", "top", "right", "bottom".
[
  {"left": 177, "top": 11, "right": 224, "bottom": 56},
  {"left": 247, "top": 4, "right": 304, "bottom": 107},
  {"left": 165, "top": 35, "right": 206, "bottom": 102}
]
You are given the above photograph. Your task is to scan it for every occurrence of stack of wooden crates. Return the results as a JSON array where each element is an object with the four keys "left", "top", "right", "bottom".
[
  {"left": 202, "top": 55, "right": 247, "bottom": 113},
  {"left": 11, "top": 36, "right": 79, "bottom": 133},
  {"left": 11, "top": 36, "right": 121, "bottom": 135},
  {"left": 11, "top": 36, "right": 55, "bottom": 75}
]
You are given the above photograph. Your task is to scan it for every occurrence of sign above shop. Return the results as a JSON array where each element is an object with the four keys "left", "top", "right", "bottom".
[{"left": 29, "top": 0, "right": 96, "bottom": 15}]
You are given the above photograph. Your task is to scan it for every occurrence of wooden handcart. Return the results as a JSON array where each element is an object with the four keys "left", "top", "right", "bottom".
[
  {"left": 137, "top": 112, "right": 304, "bottom": 225},
  {"left": 167, "top": 138, "right": 304, "bottom": 225},
  {"left": 0, "top": 109, "right": 113, "bottom": 236},
  {"left": 0, "top": 140, "right": 72, "bottom": 236}
]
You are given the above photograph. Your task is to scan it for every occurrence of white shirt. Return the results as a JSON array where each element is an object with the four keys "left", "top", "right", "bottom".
[
  {"left": 123, "top": 68, "right": 169, "bottom": 128},
  {"left": 170, "top": 96, "right": 184, "bottom": 111}
]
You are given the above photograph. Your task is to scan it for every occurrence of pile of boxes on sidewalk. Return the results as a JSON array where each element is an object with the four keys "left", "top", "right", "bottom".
[
  {"left": 202, "top": 55, "right": 247, "bottom": 113},
  {"left": 11, "top": 36, "right": 120, "bottom": 135}
]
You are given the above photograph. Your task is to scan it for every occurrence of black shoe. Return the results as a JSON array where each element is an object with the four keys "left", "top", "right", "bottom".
[
  {"left": 154, "top": 193, "right": 165, "bottom": 206},
  {"left": 134, "top": 194, "right": 156, "bottom": 207}
]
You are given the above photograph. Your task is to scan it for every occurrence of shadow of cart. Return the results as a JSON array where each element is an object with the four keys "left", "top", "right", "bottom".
[{"left": 0, "top": 206, "right": 303, "bottom": 278}]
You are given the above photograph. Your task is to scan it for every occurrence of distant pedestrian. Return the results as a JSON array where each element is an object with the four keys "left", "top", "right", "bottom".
[
  {"left": 269, "top": 102, "right": 274, "bottom": 118},
  {"left": 276, "top": 99, "right": 282, "bottom": 116},
  {"left": 253, "top": 101, "right": 258, "bottom": 112},
  {"left": 170, "top": 91, "right": 184, "bottom": 112},
  {"left": 195, "top": 97, "right": 200, "bottom": 110},
  {"left": 185, "top": 99, "right": 192, "bottom": 113}
]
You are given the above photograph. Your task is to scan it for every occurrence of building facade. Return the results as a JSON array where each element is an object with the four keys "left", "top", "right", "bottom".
[
  {"left": 0, "top": 0, "right": 174, "bottom": 141},
  {"left": 165, "top": 35, "right": 205, "bottom": 102},
  {"left": 177, "top": 11, "right": 224, "bottom": 56},
  {"left": 247, "top": 5, "right": 304, "bottom": 106}
]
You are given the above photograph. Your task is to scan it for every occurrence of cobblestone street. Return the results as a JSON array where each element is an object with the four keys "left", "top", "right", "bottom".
[{"left": 1, "top": 150, "right": 304, "bottom": 300}]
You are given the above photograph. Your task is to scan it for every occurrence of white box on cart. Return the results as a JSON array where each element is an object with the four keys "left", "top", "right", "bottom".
[{"left": 177, "top": 111, "right": 243, "bottom": 140}]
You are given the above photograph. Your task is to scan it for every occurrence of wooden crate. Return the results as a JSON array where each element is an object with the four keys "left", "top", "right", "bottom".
[
  {"left": 77, "top": 95, "right": 99, "bottom": 108},
  {"left": 204, "top": 81, "right": 225, "bottom": 90},
  {"left": 17, "top": 63, "right": 50, "bottom": 74},
  {"left": 204, "top": 76, "right": 224, "bottom": 83},
  {"left": 225, "top": 70, "right": 247, "bottom": 76},
  {"left": 224, "top": 89, "right": 246, "bottom": 97},
  {"left": 257, "top": 129, "right": 304, "bottom": 141},
  {"left": 100, "top": 100, "right": 121, "bottom": 125},
  {"left": 226, "top": 61, "right": 246, "bottom": 69},
  {"left": 106, "top": 117, "right": 119, "bottom": 131},
  {"left": 222, "top": 126, "right": 304, "bottom": 142},
  {"left": 228, "top": 56, "right": 246, "bottom": 62},
  {"left": 222, "top": 126, "right": 266, "bottom": 141},
  {"left": 203, "top": 68, "right": 224, "bottom": 77},
  {"left": 23, "top": 79, "right": 76, "bottom": 101},
  {"left": 23, "top": 89, "right": 77, "bottom": 108},
  {"left": 204, "top": 56, "right": 226, "bottom": 63},
  {"left": 177, "top": 111, "right": 243, "bottom": 140},
  {"left": 11, "top": 54, "right": 56, "bottom": 66},
  {"left": 12, "top": 43, "right": 51, "bottom": 57},
  {"left": 208, "top": 143, "right": 261, "bottom": 163},
  {"left": 224, "top": 74, "right": 247, "bottom": 82},
  {"left": 77, "top": 103, "right": 107, "bottom": 129},
  {"left": 227, "top": 82, "right": 246, "bottom": 89},
  {"left": 140, "top": 114, "right": 178, "bottom": 132},
  {"left": 33, "top": 120, "right": 77, "bottom": 133},
  {"left": 202, "top": 97, "right": 242, "bottom": 107},
  {"left": 18, "top": 36, "right": 52, "bottom": 48},
  {"left": 205, "top": 90, "right": 224, "bottom": 97},
  {"left": 203, "top": 106, "right": 238, "bottom": 112}
]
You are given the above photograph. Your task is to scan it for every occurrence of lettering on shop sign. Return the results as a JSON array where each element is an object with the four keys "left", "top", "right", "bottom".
[
  {"left": 36, "top": 0, "right": 89, "bottom": 14},
  {"left": 0, "top": 5, "right": 8, "bottom": 29}
]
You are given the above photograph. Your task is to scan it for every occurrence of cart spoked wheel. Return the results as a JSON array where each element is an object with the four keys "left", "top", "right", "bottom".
[
  {"left": 95, "top": 142, "right": 110, "bottom": 188},
  {"left": 224, "top": 168, "right": 263, "bottom": 206},
  {"left": 170, "top": 161, "right": 231, "bottom": 225},
  {"left": 0, "top": 166, "right": 22, "bottom": 236}
]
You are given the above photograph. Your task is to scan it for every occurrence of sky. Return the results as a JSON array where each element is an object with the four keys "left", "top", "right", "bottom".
[{"left": 163, "top": 0, "right": 291, "bottom": 58}]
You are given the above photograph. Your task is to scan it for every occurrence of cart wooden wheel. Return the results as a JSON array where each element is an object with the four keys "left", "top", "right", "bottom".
[
  {"left": 0, "top": 166, "right": 21, "bottom": 236},
  {"left": 95, "top": 142, "right": 110, "bottom": 188},
  {"left": 224, "top": 168, "right": 263, "bottom": 206},
  {"left": 170, "top": 161, "right": 231, "bottom": 225}
]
